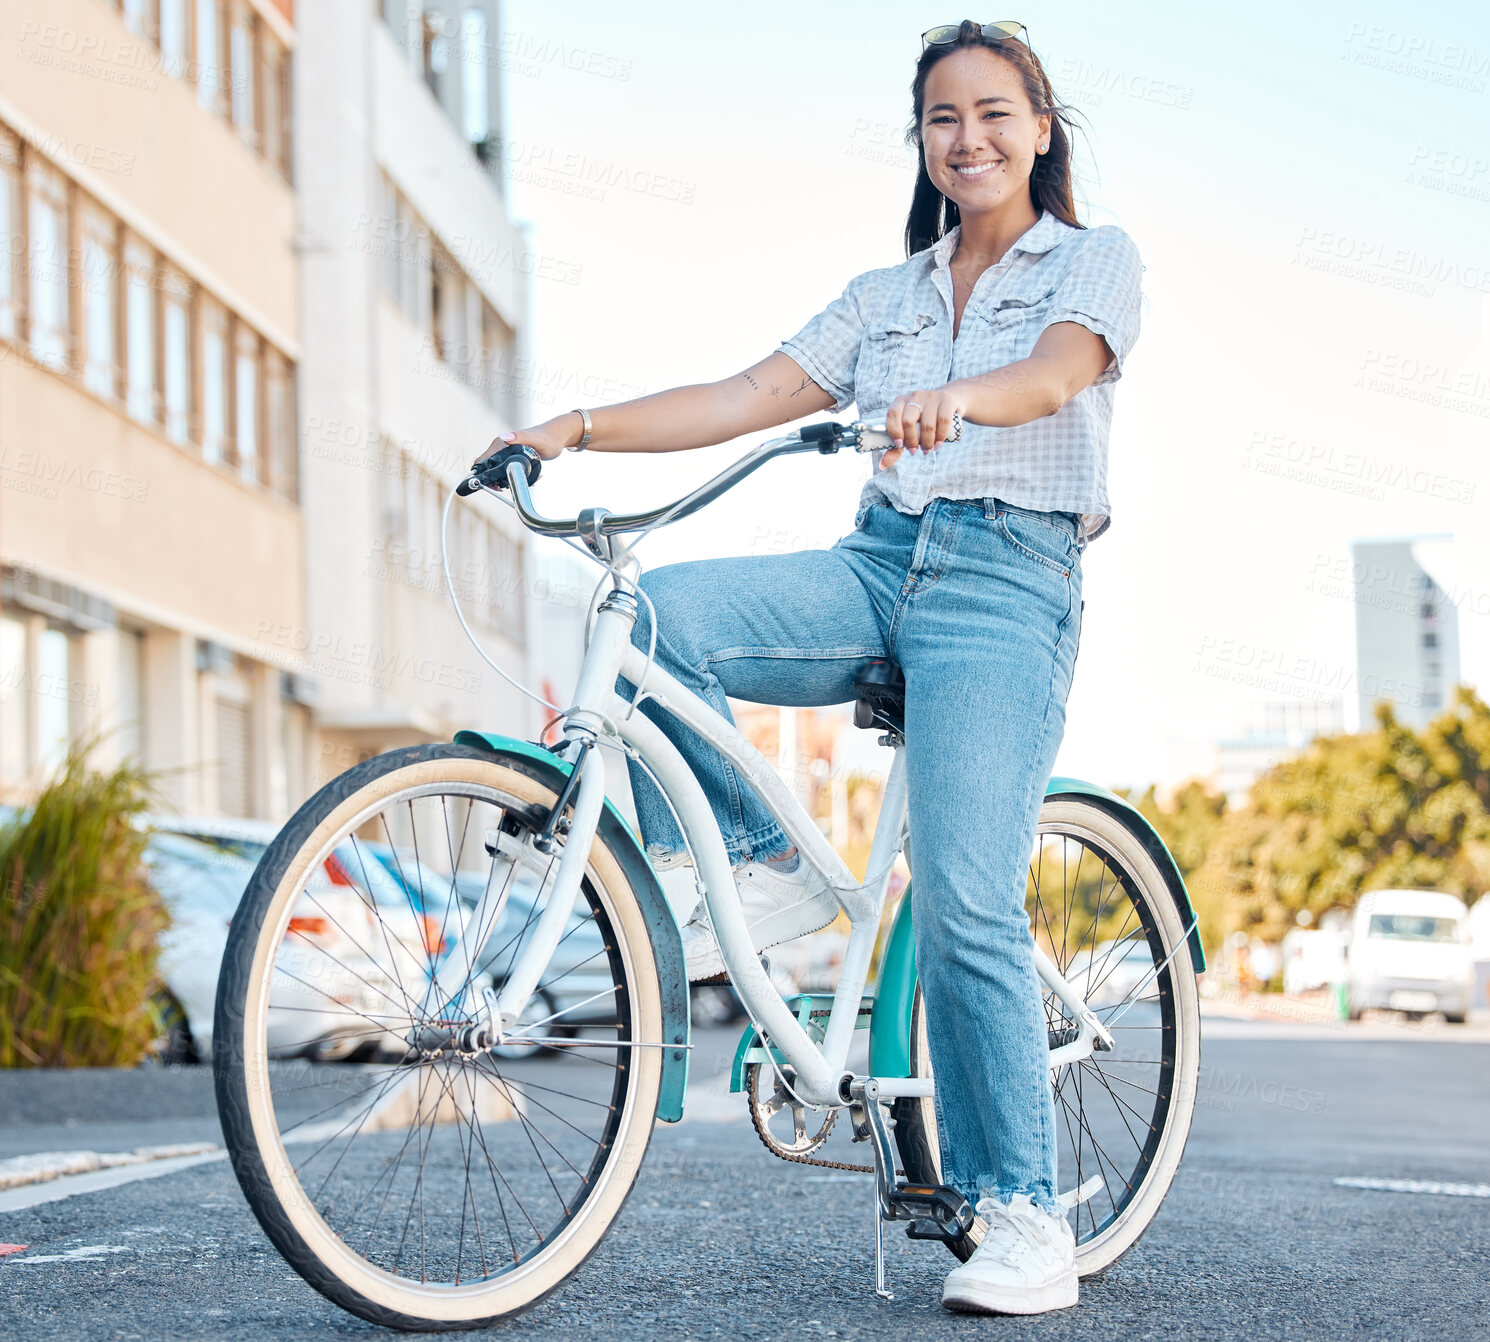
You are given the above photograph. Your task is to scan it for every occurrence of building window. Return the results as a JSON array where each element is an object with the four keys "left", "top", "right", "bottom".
[
  {"left": 461, "top": 9, "right": 490, "bottom": 144},
  {"left": 431, "top": 240, "right": 468, "bottom": 372},
  {"left": 35, "top": 626, "right": 73, "bottom": 778},
  {"left": 482, "top": 300, "right": 513, "bottom": 417},
  {"left": 422, "top": 9, "right": 451, "bottom": 94},
  {"left": 376, "top": 171, "right": 399, "bottom": 300},
  {"left": 1423, "top": 631, "right": 1438, "bottom": 649},
  {"left": 0, "top": 129, "right": 19, "bottom": 343},
  {"left": 488, "top": 525, "right": 523, "bottom": 639},
  {"left": 261, "top": 37, "right": 287, "bottom": 178},
  {"left": 212, "top": 657, "right": 255, "bottom": 818},
  {"left": 264, "top": 347, "right": 296, "bottom": 500},
  {"left": 0, "top": 615, "right": 27, "bottom": 785},
  {"left": 122, "top": 0, "right": 158, "bottom": 42},
  {"left": 124, "top": 237, "right": 157, "bottom": 424},
  {"left": 196, "top": 0, "right": 224, "bottom": 114},
  {"left": 162, "top": 269, "right": 192, "bottom": 444},
  {"left": 397, "top": 192, "right": 428, "bottom": 324},
  {"left": 118, "top": 628, "right": 148, "bottom": 766},
  {"left": 80, "top": 205, "right": 119, "bottom": 399},
  {"left": 26, "top": 159, "right": 69, "bottom": 372},
  {"left": 200, "top": 296, "right": 228, "bottom": 464},
  {"left": 159, "top": 0, "right": 187, "bottom": 76},
  {"left": 234, "top": 321, "right": 259, "bottom": 484},
  {"left": 229, "top": 2, "right": 258, "bottom": 147}
]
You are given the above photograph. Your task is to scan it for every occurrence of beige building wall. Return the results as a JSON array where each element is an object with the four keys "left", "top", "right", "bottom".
[{"left": 0, "top": 0, "right": 303, "bottom": 819}]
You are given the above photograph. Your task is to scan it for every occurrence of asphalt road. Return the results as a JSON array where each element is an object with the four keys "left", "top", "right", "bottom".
[{"left": 1, "top": 1019, "right": 1487, "bottom": 1341}]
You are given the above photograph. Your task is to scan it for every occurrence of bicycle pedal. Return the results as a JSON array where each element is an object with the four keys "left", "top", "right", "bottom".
[{"left": 883, "top": 1182, "right": 974, "bottom": 1242}]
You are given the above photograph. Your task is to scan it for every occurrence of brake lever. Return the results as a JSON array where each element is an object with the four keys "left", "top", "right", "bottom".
[{"left": 458, "top": 444, "right": 542, "bottom": 496}]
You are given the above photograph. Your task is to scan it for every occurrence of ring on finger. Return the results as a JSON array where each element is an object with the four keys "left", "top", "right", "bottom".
[{"left": 902, "top": 402, "right": 924, "bottom": 451}]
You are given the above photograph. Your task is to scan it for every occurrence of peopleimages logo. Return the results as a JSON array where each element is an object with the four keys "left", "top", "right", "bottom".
[
  {"left": 1295, "top": 228, "right": 1490, "bottom": 296},
  {"left": 0, "top": 449, "right": 151, "bottom": 502},
  {"left": 488, "top": 135, "right": 697, "bottom": 205},
  {"left": 1243, "top": 429, "right": 1477, "bottom": 504},
  {"left": 252, "top": 622, "right": 483, "bottom": 695}
]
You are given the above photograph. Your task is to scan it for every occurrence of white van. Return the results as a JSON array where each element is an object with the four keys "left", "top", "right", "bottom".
[{"left": 1347, "top": 890, "right": 1474, "bottom": 1023}]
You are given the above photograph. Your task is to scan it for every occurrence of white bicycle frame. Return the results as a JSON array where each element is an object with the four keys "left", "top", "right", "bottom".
[{"left": 438, "top": 437, "right": 1113, "bottom": 1110}]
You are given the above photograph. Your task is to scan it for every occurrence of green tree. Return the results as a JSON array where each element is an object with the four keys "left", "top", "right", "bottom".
[
  {"left": 1127, "top": 779, "right": 1229, "bottom": 880},
  {"left": 1191, "top": 686, "right": 1490, "bottom": 948}
]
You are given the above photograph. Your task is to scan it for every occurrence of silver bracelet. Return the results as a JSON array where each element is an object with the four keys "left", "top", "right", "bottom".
[{"left": 568, "top": 407, "right": 592, "bottom": 452}]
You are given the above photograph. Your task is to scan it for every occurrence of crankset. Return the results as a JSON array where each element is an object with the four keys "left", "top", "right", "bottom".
[
  {"left": 745, "top": 1059, "right": 840, "bottom": 1161},
  {"left": 742, "top": 1012, "right": 871, "bottom": 1172}
]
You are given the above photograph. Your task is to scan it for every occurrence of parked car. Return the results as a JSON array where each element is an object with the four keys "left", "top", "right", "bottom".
[
  {"left": 376, "top": 846, "right": 620, "bottom": 1061},
  {"left": 1347, "top": 890, "right": 1475, "bottom": 1022},
  {"left": 145, "top": 815, "right": 412, "bottom": 1061}
]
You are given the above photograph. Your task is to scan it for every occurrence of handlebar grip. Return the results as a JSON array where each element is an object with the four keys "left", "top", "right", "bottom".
[
  {"left": 798, "top": 422, "right": 843, "bottom": 443},
  {"left": 458, "top": 444, "right": 543, "bottom": 496}
]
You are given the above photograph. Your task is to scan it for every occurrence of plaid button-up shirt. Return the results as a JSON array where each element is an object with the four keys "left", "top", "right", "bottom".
[{"left": 776, "top": 210, "right": 1143, "bottom": 542}]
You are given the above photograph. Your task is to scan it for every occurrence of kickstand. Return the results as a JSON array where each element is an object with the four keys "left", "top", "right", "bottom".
[
  {"left": 850, "top": 1077, "right": 977, "bottom": 1304},
  {"left": 850, "top": 1077, "right": 897, "bottom": 1301}
]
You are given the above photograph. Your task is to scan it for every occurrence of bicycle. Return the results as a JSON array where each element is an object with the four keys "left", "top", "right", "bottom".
[{"left": 214, "top": 419, "right": 1205, "bottom": 1330}]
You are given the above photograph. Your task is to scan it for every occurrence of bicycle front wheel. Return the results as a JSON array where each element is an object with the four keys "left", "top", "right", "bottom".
[
  {"left": 214, "top": 743, "right": 666, "bottom": 1330},
  {"left": 893, "top": 794, "right": 1202, "bottom": 1276}
]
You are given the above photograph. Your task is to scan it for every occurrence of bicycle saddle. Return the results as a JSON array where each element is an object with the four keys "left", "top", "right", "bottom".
[{"left": 852, "top": 659, "right": 904, "bottom": 737}]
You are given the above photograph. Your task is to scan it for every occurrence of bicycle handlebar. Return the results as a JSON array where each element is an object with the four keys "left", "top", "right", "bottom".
[{"left": 457, "top": 419, "right": 951, "bottom": 540}]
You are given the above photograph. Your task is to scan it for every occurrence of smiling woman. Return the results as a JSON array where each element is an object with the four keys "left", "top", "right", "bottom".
[{"left": 477, "top": 19, "right": 1144, "bottom": 1321}]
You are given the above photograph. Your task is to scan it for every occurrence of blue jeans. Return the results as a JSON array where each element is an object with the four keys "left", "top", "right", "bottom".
[{"left": 618, "top": 497, "right": 1083, "bottom": 1212}]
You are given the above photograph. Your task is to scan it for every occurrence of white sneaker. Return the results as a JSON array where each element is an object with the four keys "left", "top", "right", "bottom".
[
  {"left": 680, "top": 854, "right": 838, "bottom": 982},
  {"left": 941, "top": 1194, "right": 1078, "bottom": 1315}
]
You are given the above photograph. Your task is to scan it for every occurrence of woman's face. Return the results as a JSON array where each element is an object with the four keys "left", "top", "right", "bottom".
[{"left": 919, "top": 48, "right": 1051, "bottom": 218}]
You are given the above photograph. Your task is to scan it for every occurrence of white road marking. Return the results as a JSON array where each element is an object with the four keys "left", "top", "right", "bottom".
[
  {"left": 0, "top": 1152, "right": 225, "bottom": 1214},
  {"left": 0, "top": 1143, "right": 220, "bottom": 1191},
  {"left": 1334, "top": 1177, "right": 1490, "bottom": 1199}
]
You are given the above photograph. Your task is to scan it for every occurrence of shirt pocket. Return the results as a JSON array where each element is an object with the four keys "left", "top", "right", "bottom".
[
  {"left": 972, "top": 277, "right": 1060, "bottom": 331},
  {"left": 856, "top": 312, "right": 941, "bottom": 407}
]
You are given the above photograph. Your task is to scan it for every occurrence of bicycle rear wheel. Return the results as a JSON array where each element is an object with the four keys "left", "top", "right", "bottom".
[
  {"left": 893, "top": 795, "right": 1201, "bottom": 1276},
  {"left": 215, "top": 743, "right": 665, "bottom": 1330}
]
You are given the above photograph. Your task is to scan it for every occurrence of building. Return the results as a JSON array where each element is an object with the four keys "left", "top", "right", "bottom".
[
  {"left": 0, "top": 0, "right": 303, "bottom": 817},
  {"left": 1213, "top": 696, "right": 1345, "bottom": 805},
  {"left": 291, "top": 0, "right": 539, "bottom": 790},
  {"left": 0, "top": 0, "right": 561, "bottom": 821},
  {"left": 1351, "top": 537, "right": 1460, "bottom": 731}
]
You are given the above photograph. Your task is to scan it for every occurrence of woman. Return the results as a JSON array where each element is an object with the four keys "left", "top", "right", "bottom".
[{"left": 479, "top": 20, "right": 1141, "bottom": 1317}]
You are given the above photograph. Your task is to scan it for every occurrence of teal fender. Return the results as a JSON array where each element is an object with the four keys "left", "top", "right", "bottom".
[
  {"left": 866, "top": 776, "right": 1206, "bottom": 1080},
  {"left": 453, "top": 731, "right": 690, "bottom": 1121}
]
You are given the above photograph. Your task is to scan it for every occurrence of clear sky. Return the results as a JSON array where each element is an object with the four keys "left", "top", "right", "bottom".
[{"left": 494, "top": 0, "right": 1490, "bottom": 793}]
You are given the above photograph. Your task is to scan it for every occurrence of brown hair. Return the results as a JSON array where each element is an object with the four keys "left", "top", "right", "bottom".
[{"left": 903, "top": 22, "right": 1084, "bottom": 258}]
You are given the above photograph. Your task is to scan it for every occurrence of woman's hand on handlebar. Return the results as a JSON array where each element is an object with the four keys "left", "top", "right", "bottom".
[
  {"left": 475, "top": 412, "right": 583, "bottom": 466},
  {"left": 880, "top": 386, "right": 966, "bottom": 469}
]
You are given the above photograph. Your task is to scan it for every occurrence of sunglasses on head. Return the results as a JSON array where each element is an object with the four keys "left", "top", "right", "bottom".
[{"left": 921, "top": 20, "right": 1029, "bottom": 52}]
